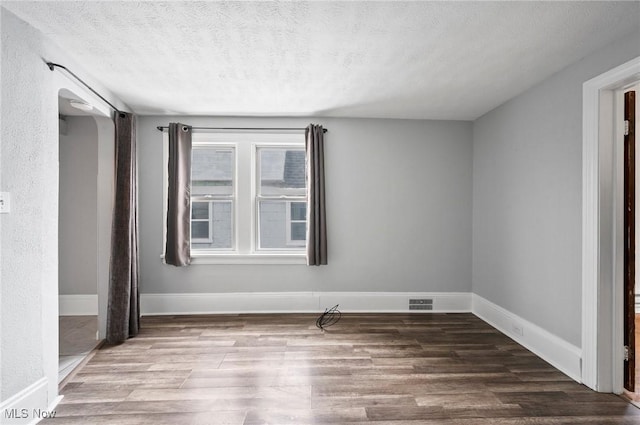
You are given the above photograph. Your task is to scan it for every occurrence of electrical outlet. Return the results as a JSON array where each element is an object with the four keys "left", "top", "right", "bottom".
[
  {"left": 0, "top": 192, "right": 10, "bottom": 214},
  {"left": 512, "top": 323, "right": 524, "bottom": 336}
]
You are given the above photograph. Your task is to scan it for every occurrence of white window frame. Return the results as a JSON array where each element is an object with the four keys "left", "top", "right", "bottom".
[
  {"left": 254, "top": 145, "right": 307, "bottom": 251},
  {"left": 191, "top": 144, "right": 236, "bottom": 251},
  {"left": 162, "top": 131, "right": 307, "bottom": 265}
]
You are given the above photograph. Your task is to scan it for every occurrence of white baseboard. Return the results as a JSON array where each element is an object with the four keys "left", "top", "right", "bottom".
[
  {"left": 140, "top": 291, "right": 472, "bottom": 315},
  {"left": 0, "top": 377, "right": 55, "bottom": 424},
  {"left": 636, "top": 293, "right": 640, "bottom": 314},
  {"left": 471, "top": 294, "right": 582, "bottom": 382},
  {"left": 58, "top": 294, "right": 98, "bottom": 316}
]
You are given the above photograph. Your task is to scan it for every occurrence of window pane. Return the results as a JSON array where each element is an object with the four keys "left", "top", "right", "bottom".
[
  {"left": 192, "top": 202, "right": 209, "bottom": 220},
  {"left": 258, "top": 201, "right": 306, "bottom": 249},
  {"left": 259, "top": 148, "right": 305, "bottom": 196},
  {"left": 191, "top": 221, "right": 209, "bottom": 240},
  {"left": 290, "top": 202, "right": 306, "bottom": 221},
  {"left": 259, "top": 201, "right": 286, "bottom": 248},
  {"left": 290, "top": 222, "right": 306, "bottom": 241},
  {"left": 192, "top": 148, "right": 233, "bottom": 196},
  {"left": 191, "top": 201, "right": 233, "bottom": 250}
]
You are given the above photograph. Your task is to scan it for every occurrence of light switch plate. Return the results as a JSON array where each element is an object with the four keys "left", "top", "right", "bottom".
[{"left": 0, "top": 192, "right": 10, "bottom": 213}]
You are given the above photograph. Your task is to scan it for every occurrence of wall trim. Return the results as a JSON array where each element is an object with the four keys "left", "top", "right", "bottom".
[
  {"left": 140, "top": 291, "right": 472, "bottom": 315},
  {"left": 58, "top": 295, "right": 98, "bottom": 316},
  {"left": 582, "top": 56, "right": 640, "bottom": 392},
  {"left": 472, "top": 294, "right": 582, "bottom": 383},
  {"left": 0, "top": 377, "right": 53, "bottom": 424}
]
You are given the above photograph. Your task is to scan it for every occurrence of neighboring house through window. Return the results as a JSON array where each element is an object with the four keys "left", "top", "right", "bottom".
[
  {"left": 286, "top": 201, "right": 307, "bottom": 247},
  {"left": 257, "top": 147, "right": 306, "bottom": 249},
  {"left": 191, "top": 147, "right": 234, "bottom": 249}
]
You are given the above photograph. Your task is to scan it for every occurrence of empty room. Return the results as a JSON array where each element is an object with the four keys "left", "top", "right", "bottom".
[{"left": 1, "top": 1, "right": 640, "bottom": 424}]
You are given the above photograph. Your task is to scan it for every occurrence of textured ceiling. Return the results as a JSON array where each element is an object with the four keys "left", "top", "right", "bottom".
[{"left": 3, "top": 1, "right": 639, "bottom": 119}]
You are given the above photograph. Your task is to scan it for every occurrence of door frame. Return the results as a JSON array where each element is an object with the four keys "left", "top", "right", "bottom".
[{"left": 582, "top": 56, "right": 640, "bottom": 393}]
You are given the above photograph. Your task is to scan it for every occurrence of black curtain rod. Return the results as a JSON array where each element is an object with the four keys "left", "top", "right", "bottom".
[
  {"left": 46, "top": 62, "right": 123, "bottom": 114},
  {"left": 156, "top": 126, "right": 328, "bottom": 133}
]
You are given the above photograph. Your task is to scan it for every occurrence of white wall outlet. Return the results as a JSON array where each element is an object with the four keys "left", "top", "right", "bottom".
[{"left": 0, "top": 192, "right": 10, "bottom": 213}]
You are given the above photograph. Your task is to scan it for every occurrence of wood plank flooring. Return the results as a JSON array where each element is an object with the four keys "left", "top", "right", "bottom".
[
  {"left": 59, "top": 315, "right": 99, "bottom": 383},
  {"left": 46, "top": 313, "right": 639, "bottom": 424}
]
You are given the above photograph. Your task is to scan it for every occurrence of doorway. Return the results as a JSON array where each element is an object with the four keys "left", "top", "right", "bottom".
[
  {"left": 581, "top": 57, "right": 640, "bottom": 394},
  {"left": 57, "top": 88, "right": 114, "bottom": 384}
]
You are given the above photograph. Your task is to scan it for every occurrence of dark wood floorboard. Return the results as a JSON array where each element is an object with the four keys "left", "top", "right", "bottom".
[{"left": 43, "top": 313, "right": 639, "bottom": 424}]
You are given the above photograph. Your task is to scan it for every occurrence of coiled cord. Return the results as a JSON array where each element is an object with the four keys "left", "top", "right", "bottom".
[{"left": 316, "top": 304, "right": 341, "bottom": 331}]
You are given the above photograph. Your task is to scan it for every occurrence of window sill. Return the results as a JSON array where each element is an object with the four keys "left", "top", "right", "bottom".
[{"left": 161, "top": 253, "right": 307, "bottom": 265}]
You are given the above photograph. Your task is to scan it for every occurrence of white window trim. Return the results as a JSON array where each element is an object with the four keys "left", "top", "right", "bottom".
[
  {"left": 253, "top": 144, "right": 307, "bottom": 252},
  {"left": 190, "top": 253, "right": 306, "bottom": 265},
  {"left": 162, "top": 131, "right": 307, "bottom": 265},
  {"left": 191, "top": 144, "right": 236, "bottom": 251}
]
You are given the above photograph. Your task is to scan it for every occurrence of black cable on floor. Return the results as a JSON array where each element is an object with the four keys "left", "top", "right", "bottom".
[{"left": 316, "top": 304, "right": 341, "bottom": 331}]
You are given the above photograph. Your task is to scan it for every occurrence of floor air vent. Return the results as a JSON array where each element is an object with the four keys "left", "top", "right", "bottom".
[{"left": 409, "top": 299, "right": 433, "bottom": 310}]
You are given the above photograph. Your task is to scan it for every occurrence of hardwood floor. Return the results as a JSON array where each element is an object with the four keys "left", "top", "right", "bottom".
[
  {"left": 46, "top": 313, "right": 639, "bottom": 424},
  {"left": 59, "top": 315, "right": 99, "bottom": 383}
]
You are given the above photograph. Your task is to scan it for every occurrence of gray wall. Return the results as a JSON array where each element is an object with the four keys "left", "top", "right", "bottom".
[
  {"left": 2, "top": 1, "right": 634, "bottom": 409},
  {"left": 138, "top": 116, "right": 473, "bottom": 294},
  {"left": 58, "top": 116, "right": 98, "bottom": 295},
  {"left": 0, "top": 7, "right": 125, "bottom": 407},
  {"left": 1, "top": 7, "right": 57, "bottom": 403},
  {"left": 472, "top": 30, "right": 640, "bottom": 347}
]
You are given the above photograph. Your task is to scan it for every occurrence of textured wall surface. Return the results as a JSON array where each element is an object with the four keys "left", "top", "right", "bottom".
[
  {"left": 59, "top": 116, "right": 99, "bottom": 296},
  {"left": 1, "top": 7, "right": 52, "bottom": 402},
  {"left": 3, "top": 2, "right": 639, "bottom": 119},
  {"left": 0, "top": 7, "right": 124, "bottom": 408},
  {"left": 472, "top": 30, "right": 640, "bottom": 347},
  {"left": 138, "top": 116, "right": 473, "bottom": 294}
]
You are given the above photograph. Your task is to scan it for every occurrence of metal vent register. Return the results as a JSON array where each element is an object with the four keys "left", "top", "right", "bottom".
[{"left": 409, "top": 299, "right": 433, "bottom": 310}]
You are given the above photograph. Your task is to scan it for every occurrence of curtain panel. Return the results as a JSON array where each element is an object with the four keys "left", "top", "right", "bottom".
[
  {"left": 106, "top": 112, "right": 140, "bottom": 344},
  {"left": 165, "top": 123, "right": 192, "bottom": 266},
  {"left": 305, "top": 124, "right": 328, "bottom": 265}
]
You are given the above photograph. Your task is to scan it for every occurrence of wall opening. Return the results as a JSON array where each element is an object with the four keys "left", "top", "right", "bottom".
[{"left": 57, "top": 88, "right": 114, "bottom": 384}]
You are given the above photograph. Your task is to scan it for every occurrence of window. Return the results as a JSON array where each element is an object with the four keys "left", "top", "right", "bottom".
[
  {"left": 163, "top": 132, "right": 307, "bottom": 264},
  {"left": 191, "top": 147, "right": 234, "bottom": 250},
  {"left": 257, "top": 147, "right": 307, "bottom": 249}
]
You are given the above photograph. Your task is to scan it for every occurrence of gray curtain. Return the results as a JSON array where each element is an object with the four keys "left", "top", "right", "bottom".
[
  {"left": 165, "top": 123, "right": 192, "bottom": 266},
  {"left": 306, "top": 124, "right": 328, "bottom": 265},
  {"left": 106, "top": 112, "right": 139, "bottom": 344}
]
